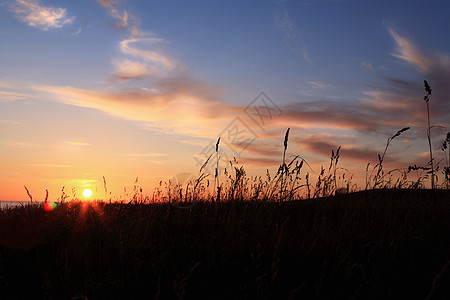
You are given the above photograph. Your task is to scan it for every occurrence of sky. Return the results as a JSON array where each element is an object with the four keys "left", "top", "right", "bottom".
[{"left": 0, "top": 0, "right": 449, "bottom": 201}]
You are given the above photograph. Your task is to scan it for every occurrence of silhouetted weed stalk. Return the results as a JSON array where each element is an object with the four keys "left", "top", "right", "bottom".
[
  {"left": 214, "top": 137, "right": 221, "bottom": 202},
  {"left": 442, "top": 132, "right": 450, "bottom": 188},
  {"left": 423, "top": 80, "right": 435, "bottom": 189},
  {"left": 280, "top": 128, "right": 290, "bottom": 201},
  {"left": 367, "top": 127, "right": 410, "bottom": 189}
]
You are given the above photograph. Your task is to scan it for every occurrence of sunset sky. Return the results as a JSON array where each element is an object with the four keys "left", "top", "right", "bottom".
[{"left": 1, "top": 0, "right": 449, "bottom": 201}]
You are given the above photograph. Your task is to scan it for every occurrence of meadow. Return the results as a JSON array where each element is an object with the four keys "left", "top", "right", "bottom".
[{"left": 0, "top": 189, "right": 449, "bottom": 299}]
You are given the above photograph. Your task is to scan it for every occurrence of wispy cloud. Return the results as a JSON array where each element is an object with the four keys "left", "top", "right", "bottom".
[
  {"left": 34, "top": 76, "right": 236, "bottom": 138},
  {"left": 279, "top": 100, "right": 393, "bottom": 132},
  {"left": 274, "top": 1, "right": 312, "bottom": 64},
  {"left": 119, "top": 37, "right": 176, "bottom": 71},
  {"left": 112, "top": 37, "right": 180, "bottom": 80},
  {"left": 72, "top": 27, "right": 82, "bottom": 36},
  {"left": 388, "top": 29, "right": 436, "bottom": 73},
  {"left": 12, "top": 0, "right": 75, "bottom": 31},
  {"left": 0, "top": 90, "right": 28, "bottom": 102},
  {"left": 307, "top": 81, "right": 333, "bottom": 89},
  {"left": 294, "top": 136, "right": 382, "bottom": 165},
  {"left": 7, "top": 141, "right": 44, "bottom": 148},
  {"left": 232, "top": 141, "right": 282, "bottom": 157},
  {"left": 0, "top": 80, "right": 29, "bottom": 101},
  {"left": 97, "top": 0, "right": 128, "bottom": 28}
]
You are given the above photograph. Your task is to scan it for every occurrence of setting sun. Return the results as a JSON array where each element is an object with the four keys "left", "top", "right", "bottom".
[{"left": 82, "top": 189, "right": 93, "bottom": 198}]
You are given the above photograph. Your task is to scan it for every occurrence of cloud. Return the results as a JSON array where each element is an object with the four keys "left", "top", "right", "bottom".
[
  {"left": 232, "top": 141, "right": 283, "bottom": 157},
  {"left": 109, "top": 7, "right": 128, "bottom": 28},
  {"left": 119, "top": 37, "right": 175, "bottom": 70},
  {"left": 72, "top": 27, "right": 82, "bottom": 36},
  {"left": 274, "top": 1, "right": 312, "bottom": 64},
  {"left": 389, "top": 29, "right": 435, "bottom": 74},
  {"left": 12, "top": 0, "right": 75, "bottom": 31},
  {"left": 238, "top": 156, "right": 281, "bottom": 168},
  {"left": 0, "top": 80, "right": 29, "bottom": 101},
  {"left": 296, "top": 138, "right": 380, "bottom": 164},
  {"left": 34, "top": 77, "right": 238, "bottom": 138},
  {"left": 97, "top": 0, "right": 116, "bottom": 8},
  {"left": 112, "top": 59, "right": 153, "bottom": 80},
  {"left": 97, "top": 0, "right": 129, "bottom": 29},
  {"left": 0, "top": 90, "right": 28, "bottom": 102},
  {"left": 111, "top": 37, "right": 180, "bottom": 80},
  {"left": 278, "top": 100, "right": 395, "bottom": 132},
  {"left": 307, "top": 81, "right": 333, "bottom": 89}
]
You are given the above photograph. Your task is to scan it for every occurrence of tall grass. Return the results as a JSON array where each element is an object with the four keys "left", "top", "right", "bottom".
[
  {"left": 443, "top": 132, "right": 450, "bottom": 188},
  {"left": 368, "top": 127, "right": 410, "bottom": 189},
  {"left": 423, "top": 80, "right": 435, "bottom": 189}
]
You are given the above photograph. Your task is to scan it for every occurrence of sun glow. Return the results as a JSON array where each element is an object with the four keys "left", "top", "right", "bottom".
[{"left": 82, "top": 188, "right": 93, "bottom": 198}]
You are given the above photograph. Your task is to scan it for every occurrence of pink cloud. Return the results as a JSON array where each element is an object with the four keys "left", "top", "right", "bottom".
[{"left": 12, "top": 0, "right": 74, "bottom": 31}]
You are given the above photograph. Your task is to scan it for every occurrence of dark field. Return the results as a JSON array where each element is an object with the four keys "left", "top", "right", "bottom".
[{"left": 0, "top": 189, "right": 449, "bottom": 299}]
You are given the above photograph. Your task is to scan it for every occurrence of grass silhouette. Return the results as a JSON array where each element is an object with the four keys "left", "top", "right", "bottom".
[{"left": 0, "top": 190, "right": 449, "bottom": 299}]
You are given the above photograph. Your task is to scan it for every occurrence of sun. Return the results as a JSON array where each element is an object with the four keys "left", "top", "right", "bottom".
[{"left": 82, "top": 188, "right": 93, "bottom": 198}]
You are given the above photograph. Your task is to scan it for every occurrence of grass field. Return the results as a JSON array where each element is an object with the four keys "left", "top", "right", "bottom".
[{"left": 0, "top": 189, "right": 449, "bottom": 299}]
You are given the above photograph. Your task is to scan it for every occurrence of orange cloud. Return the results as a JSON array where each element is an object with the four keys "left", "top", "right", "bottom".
[{"left": 34, "top": 77, "right": 239, "bottom": 138}]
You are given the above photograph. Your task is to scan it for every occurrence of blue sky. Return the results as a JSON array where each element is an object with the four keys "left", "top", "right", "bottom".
[{"left": 1, "top": 0, "right": 449, "bottom": 201}]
